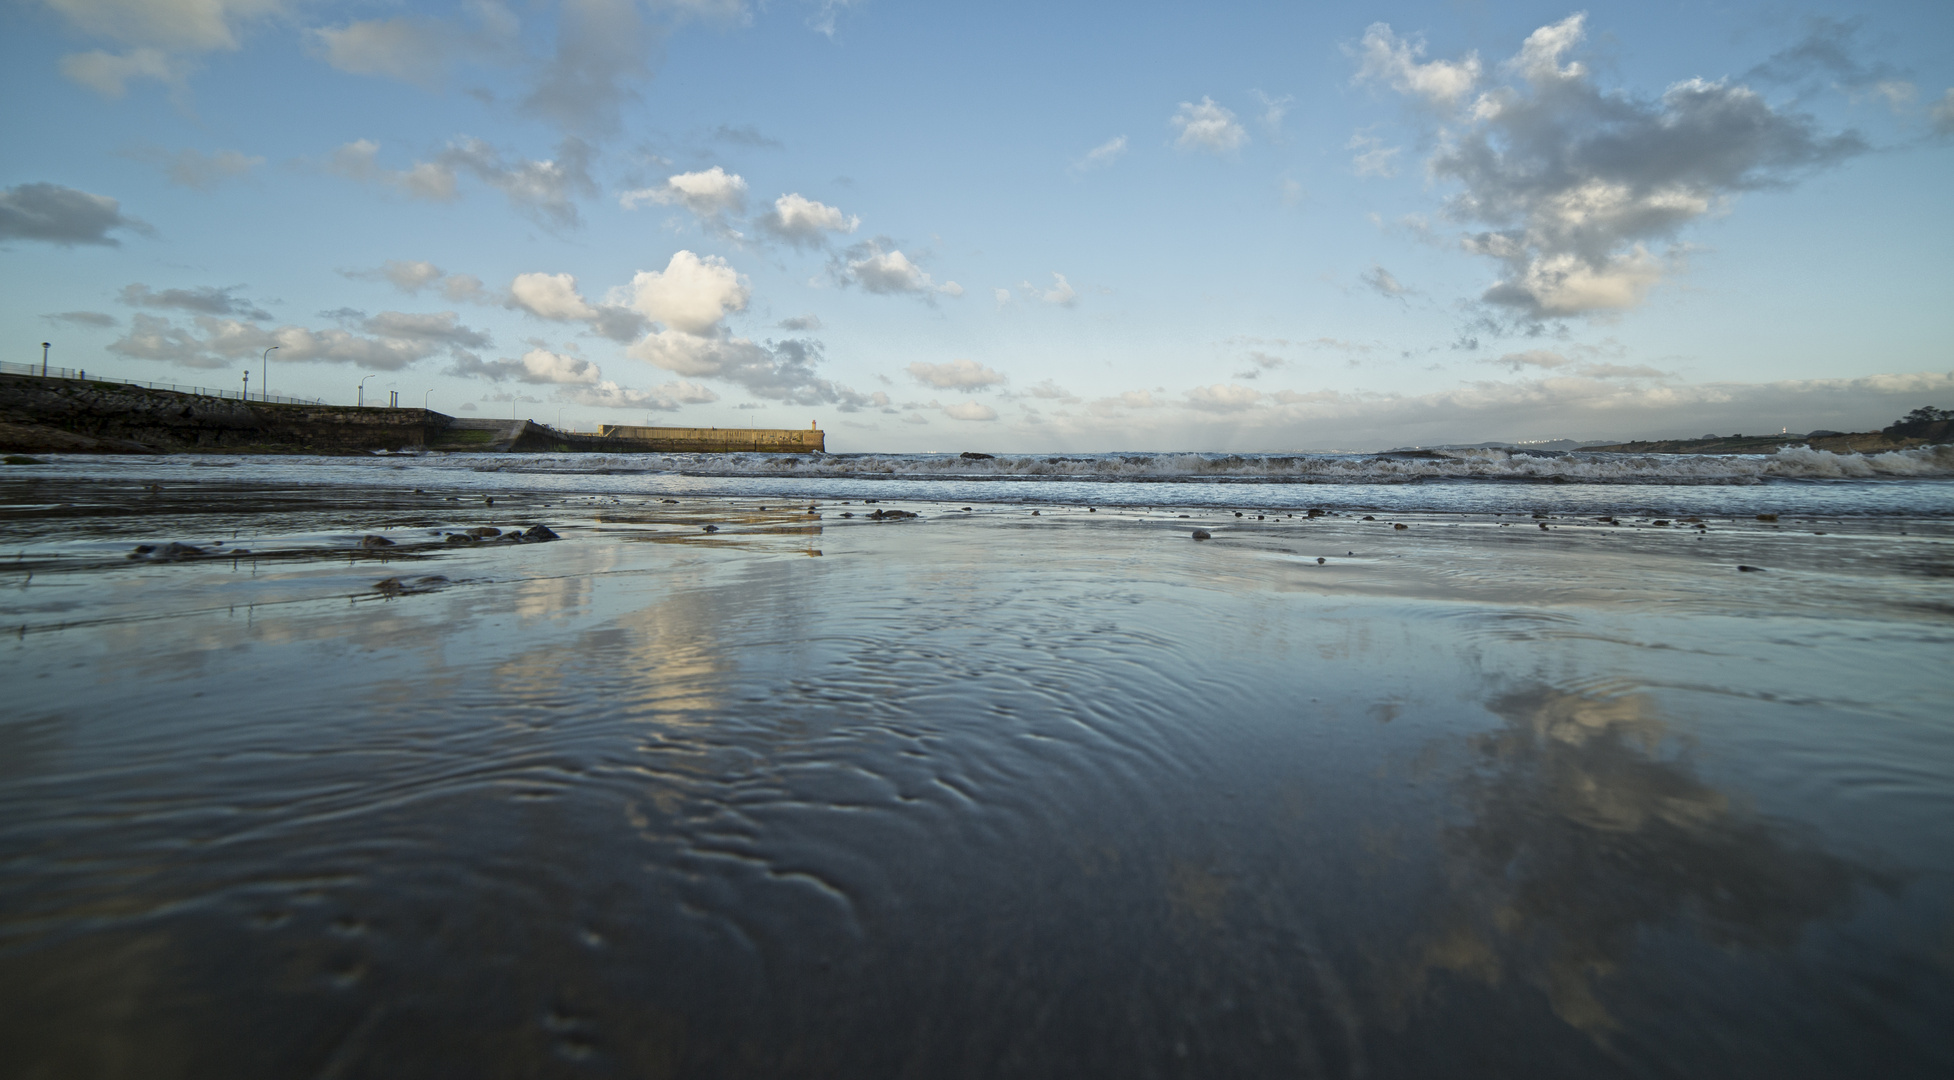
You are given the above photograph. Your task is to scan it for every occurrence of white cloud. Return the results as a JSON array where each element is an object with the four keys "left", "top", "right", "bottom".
[
  {"left": 1019, "top": 272, "right": 1077, "bottom": 307},
  {"left": 509, "top": 272, "right": 600, "bottom": 321},
  {"left": 1170, "top": 97, "right": 1248, "bottom": 154},
  {"left": 1185, "top": 383, "right": 1262, "bottom": 413},
  {"left": 909, "top": 359, "right": 1005, "bottom": 391},
  {"left": 561, "top": 378, "right": 721, "bottom": 411},
  {"left": 45, "top": 0, "right": 284, "bottom": 98},
  {"left": 382, "top": 260, "right": 444, "bottom": 294},
  {"left": 1347, "top": 131, "right": 1401, "bottom": 177},
  {"left": 119, "top": 282, "right": 271, "bottom": 320},
  {"left": 328, "top": 136, "right": 596, "bottom": 229},
  {"left": 834, "top": 239, "right": 959, "bottom": 298},
  {"left": 1252, "top": 90, "right": 1294, "bottom": 133},
  {"left": 309, "top": 8, "right": 515, "bottom": 88},
  {"left": 620, "top": 166, "right": 748, "bottom": 217},
  {"left": 1361, "top": 15, "right": 1865, "bottom": 319},
  {"left": 0, "top": 182, "right": 149, "bottom": 247},
  {"left": 1932, "top": 89, "right": 1954, "bottom": 136},
  {"left": 1071, "top": 135, "right": 1128, "bottom": 172},
  {"left": 122, "top": 147, "right": 263, "bottom": 190},
  {"left": 1352, "top": 21, "right": 1482, "bottom": 105},
  {"left": 1506, "top": 14, "right": 1587, "bottom": 84},
  {"left": 41, "top": 0, "right": 280, "bottom": 53},
  {"left": 453, "top": 347, "right": 601, "bottom": 385},
  {"left": 60, "top": 47, "right": 182, "bottom": 97},
  {"left": 1493, "top": 349, "right": 1570, "bottom": 371},
  {"left": 943, "top": 401, "right": 998, "bottom": 421},
  {"left": 108, "top": 308, "right": 486, "bottom": 372},
  {"left": 630, "top": 250, "right": 748, "bottom": 334},
  {"left": 753, "top": 192, "right": 859, "bottom": 247},
  {"left": 1361, "top": 265, "right": 1410, "bottom": 299}
]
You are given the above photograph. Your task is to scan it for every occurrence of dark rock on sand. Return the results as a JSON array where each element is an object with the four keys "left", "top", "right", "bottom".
[
  {"left": 4, "top": 455, "right": 45, "bottom": 465},
  {"left": 360, "top": 535, "right": 395, "bottom": 548},
  {"left": 523, "top": 524, "right": 560, "bottom": 541},
  {"left": 444, "top": 533, "right": 475, "bottom": 544},
  {"left": 1394, "top": 523, "right": 1408, "bottom": 530},
  {"left": 374, "top": 575, "right": 451, "bottom": 596},
  {"left": 1738, "top": 565, "right": 1766, "bottom": 572},
  {"left": 1317, "top": 557, "right": 1326, "bottom": 564},
  {"left": 1192, "top": 529, "right": 1211, "bottom": 540},
  {"left": 1756, "top": 514, "right": 1778, "bottom": 522},
  {"left": 703, "top": 525, "right": 719, "bottom": 533},
  {"left": 1363, "top": 515, "right": 1375, "bottom": 520},
  {"left": 869, "top": 509, "right": 919, "bottom": 520},
  {"left": 467, "top": 527, "right": 501, "bottom": 538}
]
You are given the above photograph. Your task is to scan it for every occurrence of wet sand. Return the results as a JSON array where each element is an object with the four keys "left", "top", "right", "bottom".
[{"left": 4, "top": 479, "right": 1953, "bottom": 1077}]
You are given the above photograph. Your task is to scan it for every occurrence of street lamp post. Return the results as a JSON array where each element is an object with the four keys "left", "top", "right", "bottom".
[
  {"left": 358, "top": 374, "right": 376, "bottom": 408},
  {"left": 261, "top": 346, "right": 277, "bottom": 402},
  {"left": 41, "top": 342, "right": 50, "bottom": 377},
  {"left": 424, "top": 389, "right": 433, "bottom": 410},
  {"left": 242, "top": 371, "right": 250, "bottom": 399}
]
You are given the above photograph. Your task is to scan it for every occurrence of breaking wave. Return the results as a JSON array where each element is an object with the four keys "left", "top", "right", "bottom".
[{"left": 476, "top": 443, "right": 1954, "bottom": 485}]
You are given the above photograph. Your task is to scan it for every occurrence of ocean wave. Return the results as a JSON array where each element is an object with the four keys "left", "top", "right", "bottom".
[{"left": 461, "top": 443, "right": 1954, "bottom": 485}]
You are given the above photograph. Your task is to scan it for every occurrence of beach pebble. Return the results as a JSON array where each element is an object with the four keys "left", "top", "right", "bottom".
[
  {"left": 524, "top": 525, "right": 559, "bottom": 541},
  {"left": 1234, "top": 512, "right": 1243, "bottom": 517},
  {"left": 1737, "top": 564, "right": 1766, "bottom": 572},
  {"left": 1393, "top": 523, "right": 1408, "bottom": 530},
  {"left": 359, "top": 535, "right": 395, "bottom": 548},
  {"left": 1191, "top": 529, "right": 1211, "bottom": 540},
  {"left": 869, "top": 509, "right": 919, "bottom": 520},
  {"left": 1539, "top": 522, "right": 1549, "bottom": 530},
  {"left": 444, "top": 533, "right": 475, "bottom": 544},
  {"left": 1032, "top": 510, "right": 1040, "bottom": 515},
  {"left": 661, "top": 498, "right": 678, "bottom": 504},
  {"left": 1089, "top": 508, "right": 1096, "bottom": 512},
  {"left": 1308, "top": 509, "right": 1325, "bottom": 518},
  {"left": 702, "top": 525, "right": 719, "bottom": 533},
  {"left": 1317, "top": 557, "right": 1326, "bottom": 564}
]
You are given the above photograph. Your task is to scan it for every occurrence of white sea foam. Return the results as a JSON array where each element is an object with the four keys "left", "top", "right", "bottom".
[{"left": 475, "top": 443, "right": 1954, "bottom": 484}]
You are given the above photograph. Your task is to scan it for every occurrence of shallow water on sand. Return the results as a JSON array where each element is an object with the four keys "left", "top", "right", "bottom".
[{"left": 3, "top": 469, "right": 1953, "bottom": 1078}]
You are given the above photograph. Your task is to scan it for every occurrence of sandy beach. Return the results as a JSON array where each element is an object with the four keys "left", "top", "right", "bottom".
[{"left": 3, "top": 458, "right": 1952, "bottom": 1077}]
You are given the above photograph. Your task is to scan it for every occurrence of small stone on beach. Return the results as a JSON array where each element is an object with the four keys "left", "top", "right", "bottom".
[
  {"left": 703, "top": 525, "right": 719, "bottom": 533},
  {"left": 1191, "top": 529, "right": 1211, "bottom": 540},
  {"left": 1738, "top": 564, "right": 1765, "bottom": 572}
]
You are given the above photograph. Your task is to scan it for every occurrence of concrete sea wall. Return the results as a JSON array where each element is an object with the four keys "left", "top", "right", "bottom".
[
  {"left": 1, "top": 374, "right": 829, "bottom": 455},
  {"left": 598, "top": 424, "right": 825, "bottom": 453}
]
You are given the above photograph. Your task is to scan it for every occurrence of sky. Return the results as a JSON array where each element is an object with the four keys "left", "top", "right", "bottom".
[{"left": 2, "top": 0, "right": 1951, "bottom": 452}]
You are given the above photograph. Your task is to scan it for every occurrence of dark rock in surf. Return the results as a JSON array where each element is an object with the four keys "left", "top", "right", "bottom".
[
  {"left": 359, "top": 535, "right": 395, "bottom": 548},
  {"left": 523, "top": 524, "right": 559, "bottom": 541},
  {"left": 960, "top": 452, "right": 995, "bottom": 460},
  {"left": 1738, "top": 564, "right": 1766, "bottom": 572},
  {"left": 1191, "top": 529, "right": 1211, "bottom": 540},
  {"left": 869, "top": 509, "right": 918, "bottom": 520}
]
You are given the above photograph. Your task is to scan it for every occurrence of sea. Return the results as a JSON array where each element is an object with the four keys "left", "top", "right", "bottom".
[{"left": 3, "top": 445, "right": 1952, "bottom": 1078}]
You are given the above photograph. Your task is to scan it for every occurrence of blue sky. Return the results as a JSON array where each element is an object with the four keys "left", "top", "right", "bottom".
[{"left": 3, "top": 0, "right": 1950, "bottom": 451}]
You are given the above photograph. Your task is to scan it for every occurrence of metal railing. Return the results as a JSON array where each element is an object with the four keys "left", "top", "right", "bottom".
[{"left": 2, "top": 360, "right": 328, "bottom": 406}]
